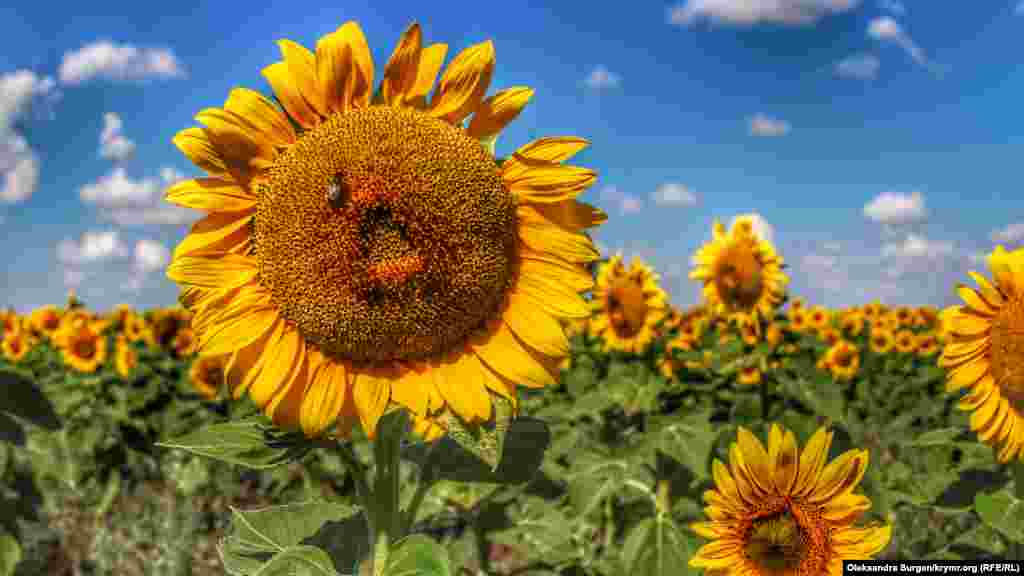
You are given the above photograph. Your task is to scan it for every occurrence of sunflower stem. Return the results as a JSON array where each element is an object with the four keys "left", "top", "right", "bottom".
[
  {"left": 760, "top": 374, "right": 770, "bottom": 420},
  {"left": 335, "top": 441, "right": 375, "bottom": 568},
  {"left": 369, "top": 414, "right": 407, "bottom": 576},
  {"left": 1013, "top": 460, "right": 1024, "bottom": 560},
  {"left": 402, "top": 441, "right": 439, "bottom": 534}
]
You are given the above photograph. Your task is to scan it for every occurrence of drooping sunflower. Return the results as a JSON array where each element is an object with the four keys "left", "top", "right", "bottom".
[
  {"left": 164, "top": 21, "right": 604, "bottom": 439},
  {"left": 590, "top": 254, "right": 668, "bottom": 354},
  {"left": 894, "top": 329, "right": 917, "bottom": 354},
  {"left": 939, "top": 245, "right": 1024, "bottom": 462},
  {"left": 114, "top": 336, "right": 138, "bottom": 379},
  {"left": 825, "top": 340, "right": 860, "bottom": 382},
  {"left": 190, "top": 355, "right": 227, "bottom": 400},
  {"left": 690, "top": 217, "right": 788, "bottom": 329},
  {"left": 690, "top": 424, "right": 891, "bottom": 574},
  {"left": 60, "top": 322, "right": 108, "bottom": 373},
  {"left": 869, "top": 328, "right": 895, "bottom": 355}
]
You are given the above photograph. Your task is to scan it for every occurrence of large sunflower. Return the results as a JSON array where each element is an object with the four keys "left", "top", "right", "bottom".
[
  {"left": 589, "top": 254, "right": 668, "bottom": 354},
  {"left": 164, "top": 21, "right": 604, "bottom": 439},
  {"left": 690, "top": 216, "right": 788, "bottom": 329},
  {"left": 690, "top": 424, "right": 891, "bottom": 574},
  {"left": 939, "top": 245, "right": 1024, "bottom": 462}
]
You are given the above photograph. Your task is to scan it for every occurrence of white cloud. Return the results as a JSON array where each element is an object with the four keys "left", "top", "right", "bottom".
[
  {"left": 79, "top": 165, "right": 198, "bottom": 225},
  {"left": 99, "top": 112, "right": 135, "bottom": 161},
  {"left": 868, "top": 17, "right": 936, "bottom": 73},
  {"left": 0, "top": 70, "right": 54, "bottom": 204},
  {"left": 123, "top": 239, "right": 171, "bottom": 292},
  {"left": 802, "top": 252, "right": 847, "bottom": 292},
  {"left": 59, "top": 40, "right": 186, "bottom": 85},
  {"left": 652, "top": 182, "right": 698, "bottom": 206},
  {"left": 748, "top": 113, "right": 790, "bottom": 137},
  {"left": 584, "top": 66, "right": 620, "bottom": 90},
  {"left": 990, "top": 222, "right": 1024, "bottom": 244},
  {"left": 599, "top": 185, "right": 642, "bottom": 215},
  {"left": 667, "top": 0, "right": 859, "bottom": 26},
  {"left": 879, "top": 0, "right": 904, "bottom": 14},
  {"left": 881, "top": 234, "right": 954, "bottom": 260},
  {"left": 823, "top": 241, "right": 841, "bottom": 252},
  {"left": 863, "top": 190, "right": 926, "bottom": 224},
  {"left": 56, "top": 230, "right": 129, "bottom": 264},
  {"left": 833, "top": 53, "right": 880, "bottom": 80},
  {"left": 730, "top": 212, "right": 775, "bottom": 244},
  {"left": 1016, "top": 1, "right": 1024, "bottom": 14},
  {"left": 63, "top": 268, "right": 85, "bottom": 288}
]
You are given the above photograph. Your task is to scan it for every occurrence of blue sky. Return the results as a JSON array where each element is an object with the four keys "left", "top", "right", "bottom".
[{"left": 1, "top": 0, "right": 1022, "bottom": 315}]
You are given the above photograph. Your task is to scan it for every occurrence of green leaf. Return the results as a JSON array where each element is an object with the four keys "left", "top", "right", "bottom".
[
  {"left": 0, "top": 412, "right": 24, "bottom": 446},
  {"left": 974, "top": 489, "right": 1024, "bottom": 543},
  {"left": 646, "top": 411, "right": 717, "bottom": 480},
  {"left": 385, "top": 534, "right": 453, "bottom": 576},
  {"left": 155, "top": 416, "right": 316, "bottom": 469},
  {"left": 401, "top": 417, "right": 549, "bottom": 484},
  {"left": 439, "top": 395, "right": 514, "bottom": 472},
  {"left": 780, "top": 375, "right": 845, "bottom": 424},
  {"left": 0, "top": 530, "right": 21, "bottom": 576},
  {"left": 620, "top": 516, "right": 698, "bottom": 576},
  {"left": 219, "top": 499, "right": 365, "bottom": 575},
  {"left": 906, "top": 428, "right": 964, "bottom": 447},
  {"left": 0, "top": 367, "right": 60, "bottom": 430}
]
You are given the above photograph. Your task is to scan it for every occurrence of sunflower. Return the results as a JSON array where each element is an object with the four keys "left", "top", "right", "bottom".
[
  {"left": 1, "top": 329, "right": 33, "bottom": 363},
  {"left": 28, "top": 305, "right": 63, "bottom": 341},
  {"left": 60, "top": 322, "right": 108, "bottom": 373},
  {"left": 894, "top": 329, "right": 917, "bottom": 354},
  {"left": 881, "top": 312, "right": 901, "bottom": 334},
  {"left": 861, "top": 300, "right": 881, "bottom": 321},
  {"left": 690, "top": 424, "right": 892, "bottom": 574},
  {"left": 738, "top": 317, "right": 761, "bottom": 346},
  {"left": 114, "top": 336, "right": 138, "bottom": 379},
  {"left": 787, "top": 309, "right": 809, "bottom": 333},
  {"left": 1, "top": 311, "right": 23, "bottom": 340},
  {"left": 825, "top": 340, "right": 860, "bottom": 382},
  {"left": 737, "top": 365, "right": 762, "bottom": 386},
  {"left": 661, "top": 333, "right": 697, "bottom": 379},
  {"left": 915, "top": 331, "right": 940, "bottom": 358},
  {"left": 939, "top": 245, "right": 1024, "bottom": 462},
  {"left": 173, "top": 327, "right": 198, "bottom": 357},
  {"left": 788, "top": 297, "right": 806, "bottom": 317},
  {"left": 765, "top": 322, "right": 784, "bottom": 348},
  {"left": 894, "top": 306, "right": 915, "bottom": 328},
  {"left": 590, "top": 254, "right": 668, "bottom": 354},
  {"left": 914, "top": 305, "right": 939, "bottom": 328},
  {"left": 164, "top": 21, "right": 604, "bottom": 439},
  {"left": 807, "top": 305, "right": 831, "bottom": 331},
  {"left": 839, "top": 312, "right": 864, "bottom": 338},
  {"left": 817, "top": 326, "right": 841, "bottom": 347},
  {"left": 678, "top": 317, "right": 706, "bottom": 344},
  {"left": 869, "top": 328, "right": 895, "bottom": 355},
  {"left": 690, "top": 217, "right": 788, "bottom": 329},
  {"left": 190, "top": 355, "right": 227, "bottom": 400}
]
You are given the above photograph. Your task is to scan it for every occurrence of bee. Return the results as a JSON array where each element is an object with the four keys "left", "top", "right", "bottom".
[{"left": 326, "top": 175, "right": 348, "bottom": 209}]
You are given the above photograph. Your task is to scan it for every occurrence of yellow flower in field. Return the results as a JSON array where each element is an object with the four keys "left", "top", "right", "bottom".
[
  {"left": 1, "top": 330, "right": 32, "bottom": 363},
  {"left": 164, "top": 21, "right": 604, "bottom": 439},
  {"left": 173, "top": 327, "right": 198, "bottom": 356},
  {"left": 894, "top": 329, "right": 917, "bottom": 354},
  {"left": 787, "top": 309, "right": 809, "bottom": 333},
  {"left": 28, "top": 305, "right": 63, "bottom": 340},
  {"left": 690, "top": 425, "right": 891, "bottom": 574},
  {"left": 114, "top": 337, "right": 138, "bottom": 379},
  {"left": 780, "top": 343, "right": 799, "bottom": 356},
  {"left": 788, "top": 296, "right": 806, "bottom": 317},
  {"left": 738, "top": 317, "right": 760, "bottom": 346},
  {"left": 659, "top": 306, "right": 685, "bottom": 337},
  {"left": 1, "top": 311, "right": 24, "bottom": 339},
  {"left": 561, "top": 316, "right": 590, "bottom": 339},
  {"left": 121, "top": 314, "right": 148, "bottom": 343},
  {"left": 737, "top": 365, "right": 762, "bottom": 385},
  {"left": 869, "top": 328, "right": 895, "bottom": 355},
  {"left": 808, "top": 305, "right": 831, "bottom": 331},
  {"left": 939, "top": 245, "right": 1024, "bottom": 462},
  {"left": 894, "top": 306, "right": 915, "bottom": 328},
  {"left": 915, "top": 331, "right": 940, "bottom": 358},
  {"left": 110, "top": 303, "right": 133, "bottom": 326},
  {"left": 591, "top": 255, "right": 668, "bottom": 354},
  {"left": 825, "top": 340, "right": 860, "bottom": 382},
  {"left": 817, "top": 326, "right": 841, "bottom": 347},
  {"left": 881, "top": 312, "right": 901, "bottom": 333},
  {"left": 816, "top": 354, "right": 831, "bottom": 372},
  {"left": 690, "top": 217, "right": 788, "bottom": 329},
  {"left": 861, "top": 300, "right": 882, "bottom": 320},
  {"left": 914, "top": 305, "right": 939, "bottom": 328},
  {"left": 678, "top": 317, "right": 705, "bottom": 344},
  {"left": 839, "top": 312, "right": 864, "bottom": 338},
  {"left": 190, "top": 355, "right": 227, "bottom": 400},
  {"left": 60, "top": 322, "right": 108, "bottom": 373},
  {"left": 765, "top": 322, "right": 784, "bottom": 348}
]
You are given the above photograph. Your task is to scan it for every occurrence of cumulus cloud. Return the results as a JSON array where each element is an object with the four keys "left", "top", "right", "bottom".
[
  {"left": 599, "top": 185, "right": 642, "bottom": 215},
  {"left": 868, "top": 17, "right": 937, "bottom": 74},
  {"left": 99, "top": 112, "right": 135, "bottom": 161},
  {"left": 57, "top": 230, "right": 129, "bottom": 265},
  {"left": 881, "top": 234, "right": 954, "bottom": 278},
  {"left": 802, "top": 252, "right": 847, "bottom": 292},
  {"left": 79, "top": 165, "right": 198, "bottom": 225},
  {"left": 833, "top": 53, "right": 880, "bottom": 80},
  {"left": 863, "top": 190, "right": 926, "bottom": 224},
  {"left": 584, "top": 66, "right": 620, "bottom": 90},
  {"left": 990, "top": 222, "right": 1024, "bottom": 245},
  {"left": 59, "top": 40, "right": 186, "bottom": 85},
  {"left": 667, "top": 0, "right": 859, "bottom": 26},
  {"left": 730, "top": 212, "right": 775, "bottom": 244},
  {"left": 652, "top": 182, "right": 698, "bottom": 206},
  {"left": 748, "top": 113, "right": 790, "bottom": 137},
  {"left": 123, "top": 239, "right": 171, "bottom": 292},
  {"left": 0, "top": 70, "right": 55, "bottom": 204}
]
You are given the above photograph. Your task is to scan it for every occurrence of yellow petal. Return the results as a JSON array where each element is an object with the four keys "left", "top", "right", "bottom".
[
  {"left": 466, "top": 87, "right": 534, "bottom": 141},
  {"left": 390, "top": 363, "right": 432, "bottom": 417},
  {"left": 948, "top": 308, "right": 993, "bottom": 336},
  {"left": 166, "top": 253, "right": 258, "bottom": 290},
  {"left": 503, "top": 137, "right": 590, "bottom": 177},
  {"left": 223, "top": 87, "right": 296, "bottom": 148},
  {"left": 405, "top": 43, "right": 448, "bottom": 109},
  {"left": 277, "top": 39, "right": 327, "bottom": 116},
  {"left": 300, "top": 357, "right": 350, "bottom": 437},
  {"left": 821, "top": 493, "right": 872, "bottom": 523},
  {"left": 261, "top": 62, "right": 320, "bottom": 129},
  {"left": 195, "top": 108, "right": 276, "bottom": 174},
  {"left": 315, "top": 32, "right": 356, "bottom": 114},
  {"left": 518, "top": 224, "right": 600, "bottom": 264},
  {"left": 793, "top": 427, "right": 832, "bottom": 498},
  {"left": 735, "top": 427, "right": 773, "bottom": 495},
  {"left": 519, "top": 202, "right": 607, "bottom": 232},
  {"left": 164, "top": 178, "right": 256, "bottom": 213},
  {"left": 957, "top": 378, "right": 994, "bottom": 408},
  {"left": 429, "top": 40, "right": 495, "bottom": 124},
  {"left": 267, "top": 352, "right": 308, "bottom": 430},
  {"left": 472, "top": 320, "right": 556, "bottom": 389},
  {"left": 689, "top": 539, "right": 744, "bottom": 568},
  {"left": 519, "top": 257, "right": 594, "bottom": 294},
  {"left": 172, "top": 210, "right": 253, "bottom": 261},
  {"left": 437, "top": 352, "right": 492, "bottom": 424},
  {"left": 172, "top": 127, "right": 229, "bottom": 177},
  {"left": 503, "top": 290, "right": 569, "bottom": 359},
  {"left": 225, "top": 319, "right": 280, "bottom": 399},
  {"left": 248, "top": 323, "right": 304, "bottom": 411},
  {"left": 832, "top": 524, "right": 892, "bottom": 558},
  {"left": 353, "top": 368, "right": 392, "bottom": 439},
  {"left": 774, "top": 429, "right": 799, "bottom": 495},
  {"left": 515, "top": 265, "right": 592, "bottom": 319},
  {"left": 506, "top": 164, "right": 597, "bottom": 204},
  {"left": 728, "top": 442, "right": 763, "bottom": 502},
  {"left": 334, "top": 21, "right": 374, "bottom": 108},
  {"left": 380, "top": 23, "right": 423, "bottom": 106},
  {"left": 807, "top": 449, "right": 868, "bottom": 504},
  {"left": 198, "top": 293, "right": 277, "bottom": 357},
  {"left": 712, "top": 458, "right": 749, "bottom": 508},
  {"left": 946, "top": 358, "right": 990, "bottom": 392},
  {"left": 967, "top": 271, "right": 1005, "bottom": 308},
  {"left": 956, "top": 284, "right": 996, "bottom": 316}
]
